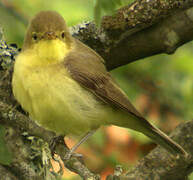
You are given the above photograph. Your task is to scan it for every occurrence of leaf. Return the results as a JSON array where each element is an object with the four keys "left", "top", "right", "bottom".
[
  {"left": 94, "top": 0, "right": 122, "bottom": 26},
  {"left": 94, "top": 0, "right": 102, "bottom": 26},
  {"left": 94, "top": 0, "right": 135, "bottom": 27},
  {"left": 0, "top": 125, "right": 13, "bottom": 165}
]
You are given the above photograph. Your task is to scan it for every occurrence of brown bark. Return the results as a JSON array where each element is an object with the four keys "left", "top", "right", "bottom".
[{"left": 72, "top": 5, "right": 193, "bottom": 70}]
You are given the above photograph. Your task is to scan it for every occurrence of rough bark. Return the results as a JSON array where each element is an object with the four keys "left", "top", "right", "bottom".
[{"left": 72, "top": 4, "right": 193, "bottom": 70}]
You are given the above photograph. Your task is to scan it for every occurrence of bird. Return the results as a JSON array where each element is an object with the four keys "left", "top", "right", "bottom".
[{"left": 12, "top": 11, "right": 187, "bottom": 158}]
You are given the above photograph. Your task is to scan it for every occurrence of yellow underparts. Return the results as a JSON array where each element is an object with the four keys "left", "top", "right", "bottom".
[
  {"left": 24, "top": 39, "right": 70, "bottom": 67},
  {"left": 12, "top": 39, "right": 140, "bottom": 136},
  {"left": 12, "top": 39, "right": 117, "bottom": 136}
]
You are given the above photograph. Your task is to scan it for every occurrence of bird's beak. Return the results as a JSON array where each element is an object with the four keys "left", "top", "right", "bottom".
[{"left": 43, "top": 31, "right": 57, "bottom": 40}]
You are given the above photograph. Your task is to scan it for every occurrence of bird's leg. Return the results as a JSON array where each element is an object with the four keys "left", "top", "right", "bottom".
[
  {"left": 64, "top": 129, "right": 97, "bottom": 160},
  {"left": 49, "top": 136, "right": 67, "bottom": 175}
]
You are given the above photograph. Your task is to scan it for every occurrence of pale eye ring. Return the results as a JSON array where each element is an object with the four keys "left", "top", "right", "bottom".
[
  {"left": 61, "top": 31, "right": 65, "bottom": 39},
  {"left": 32, "top": 32, "right": 38, "bottom": 41}
]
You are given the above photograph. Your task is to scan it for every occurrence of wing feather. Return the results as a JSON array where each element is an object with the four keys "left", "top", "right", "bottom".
[{"left": 65, "top": 39, "right": 144, "bottom": 120}]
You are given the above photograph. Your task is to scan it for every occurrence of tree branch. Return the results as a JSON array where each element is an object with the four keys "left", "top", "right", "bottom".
[
  {"left": 0, "top": 100, "right": 99, "bottom": 180},
  {"left": 72, "top": 4, "right": 193, "bottom": 70},
  {"left": 113, "top": 120, "right": 193, "bottom": 180},
  {"left": 1, "top": 99, "right": 193, "bottom": 179}
]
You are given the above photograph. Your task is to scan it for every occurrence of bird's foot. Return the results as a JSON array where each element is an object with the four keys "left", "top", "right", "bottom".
[{"left": 49, "top": 136, "right": 83, "bottom": 161}]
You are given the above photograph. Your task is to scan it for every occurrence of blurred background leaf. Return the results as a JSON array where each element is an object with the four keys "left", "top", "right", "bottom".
[
  {"left": 0, "top": 125, "right": 13, "bottom": 165},
  {"left": 0, "top": 0, "right": 192, "bottom": 179},
  {"left": 94, "top": 0, "right": 134, "bottom": 26},
  {"left": 189, "top": 172, "right": 193, "bottom": 180},
  {"left": 0, "top": 0, "right": 94, "bottom": 46}
]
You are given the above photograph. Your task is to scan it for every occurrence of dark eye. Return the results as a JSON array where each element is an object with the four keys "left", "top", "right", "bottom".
[
  {"left": 61, "top": 31, "right": 65, "bottom": 38},
  {"left": 32, "top": 32, "right": 38, "bottom": 41}
]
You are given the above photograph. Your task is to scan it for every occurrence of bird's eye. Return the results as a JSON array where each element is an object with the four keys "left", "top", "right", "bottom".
[
  {"left": 32, "top": 32, "right": 38, "bottom": 41},
  {"left": 61, "top": 31, "right": 65, "bottom": 39}
]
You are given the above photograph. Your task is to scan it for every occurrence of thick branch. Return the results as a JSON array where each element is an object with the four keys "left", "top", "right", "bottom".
[
  {"left": 119, "top": 120, "right": 193, "bottom": 180},
  {"left": 105, "top": 7, "right": 193, "bottom": 69},
  {"left": 0, "top": 101, "right": 99, "bottom": 179},
  {"left": 72, "top": 4, "right": 193, "bottom": 70},
  {"left": 102, "top": 0, "right": 193, "bottom": 34}
]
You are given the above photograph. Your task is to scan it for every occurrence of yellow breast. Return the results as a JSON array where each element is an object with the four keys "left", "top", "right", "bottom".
[
  {"left": 12, "top": 39, "right": 112, "bottom": 135},
  {"left": 12, "top": 38, "right": 69, "bottom": 119}
]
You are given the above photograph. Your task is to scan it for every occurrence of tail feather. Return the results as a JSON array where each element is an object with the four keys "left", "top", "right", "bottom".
[
  {"left": 143, "top": 123, "right": 188, "bottom": 156},
  {"left": 114, "top": 113, "right": 188, "bottom": 156}
]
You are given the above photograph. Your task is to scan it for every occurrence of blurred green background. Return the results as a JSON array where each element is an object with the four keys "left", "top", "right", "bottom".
[{"left": 0, "top": 0, "right": 192, "bottom": 179}]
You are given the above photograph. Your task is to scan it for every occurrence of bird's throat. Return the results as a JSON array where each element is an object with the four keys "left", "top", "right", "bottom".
[{"left": 23, "top": 39, "right": 71, "bottom": 67}]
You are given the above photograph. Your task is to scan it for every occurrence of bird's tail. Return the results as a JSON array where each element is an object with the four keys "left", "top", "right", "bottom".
[{"left": 140, "top": 121, "right": 187, "bottom": 156}]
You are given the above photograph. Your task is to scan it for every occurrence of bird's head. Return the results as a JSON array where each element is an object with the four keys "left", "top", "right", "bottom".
[{"left": 23, "top": 11, "right": 73, "bottom": 51}]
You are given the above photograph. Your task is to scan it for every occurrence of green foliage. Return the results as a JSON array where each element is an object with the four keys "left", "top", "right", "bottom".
[
  {"left": 90, "top": 128, "right": 106, "bottom": 148},
  {"left": 94, "top": 0, "right": 121, "bottom": 26},
  {"left": 0, "top": 0, "right": 93, "bottom": 46},
  {"left": 112, "top": 42, "right": 193, "bottom": 122},
  {"left": 0, "top": 125, "right": 13, "bottom": 165},
  {"left": 0, "top": 0, "right": 136, "bottom": 44},
  {"left": 62, "top": 177, "right": 81, "bottom": 180},
  {"left": 189, "top": 172, "right": 193, "bottom": 180}
]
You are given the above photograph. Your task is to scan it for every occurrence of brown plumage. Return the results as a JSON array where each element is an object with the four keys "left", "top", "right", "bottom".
[{"left": 65, "top": 39, "right": 187, "bottom": 156}]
